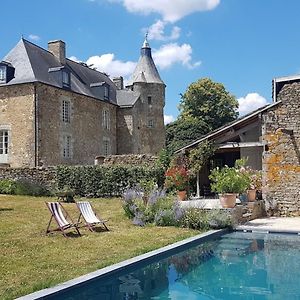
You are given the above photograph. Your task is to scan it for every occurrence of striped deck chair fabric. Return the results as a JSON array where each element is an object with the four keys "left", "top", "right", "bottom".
[
  {"left": 46, "top": 202, "right": 81, "bottom": 237},
  {"left": 76, "top": 201, "right": 108, "bottom": 232}
]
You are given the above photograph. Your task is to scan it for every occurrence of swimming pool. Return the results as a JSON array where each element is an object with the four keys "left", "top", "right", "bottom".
[{"left": 20, "top": 230, "right": 300, "bottom": 299}]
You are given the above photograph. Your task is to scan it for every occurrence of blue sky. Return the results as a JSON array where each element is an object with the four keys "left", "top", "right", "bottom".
[{"left": 1, "top": 0, "right": 300, "bottom": 123}]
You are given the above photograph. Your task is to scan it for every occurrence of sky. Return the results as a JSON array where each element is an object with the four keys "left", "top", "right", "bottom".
[{"left": 1, "top": 0, "right": 300, "bottom": 124}]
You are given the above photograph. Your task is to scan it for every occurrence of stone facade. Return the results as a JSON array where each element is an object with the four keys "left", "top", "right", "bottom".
[
  {"left": 0, "top": 38, "right": 166, "bottom": 168},
  {"left": 117, "top": 83, "right": 165, "bottom": 155},
  {"left": 0, "top": 84, "right": 36, "bottom": 167},
  {"left": 262, "top": 82, "right": 300, "bottom": 216},
  {"left": 36, "top": 83, "right": 117, "bottom": 166}
]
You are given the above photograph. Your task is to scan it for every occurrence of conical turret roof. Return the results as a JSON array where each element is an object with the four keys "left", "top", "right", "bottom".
[{"left": 127, "top": 38, "right": 164, "bottom": 86}]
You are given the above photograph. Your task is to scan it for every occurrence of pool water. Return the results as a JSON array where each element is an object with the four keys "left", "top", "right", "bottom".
[{"left": 48, "top": 232, "right": 300, "bottom": 299}]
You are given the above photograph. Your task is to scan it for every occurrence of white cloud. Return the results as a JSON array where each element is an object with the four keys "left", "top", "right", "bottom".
[
  {"left": 28, "top": 34, "right": 40, "bottom": 41},
  {"left": 146, "top": 20, "right": 181, "bottom": 41},
  {"left": 164, "top": 114, "right": 175, "bottom": 124},
  {"left": 238, "top": 93, "right": 269, "bottom": 116},
  {"left": 110, "top": 0, "right": 220, "bottom": 22},
  {"left": 153, "top": 43, "right": 201, "bottom": 69},
  {"left": 86, "top": 53, "right": 136, "bottom": 78},
  {"left": 68, "top": 56, "right": 80, "bottom": 62}
]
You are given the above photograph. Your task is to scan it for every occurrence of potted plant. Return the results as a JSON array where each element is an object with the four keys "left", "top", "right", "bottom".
[
  {"left": 209, "top": 162, "right": 251, "bottom": 208},
  {"left": 165, "top": 165, "right": 189, "bottom": 200},
  {"left": 247, "top": 170, "right": 262, "bottom": 201}
]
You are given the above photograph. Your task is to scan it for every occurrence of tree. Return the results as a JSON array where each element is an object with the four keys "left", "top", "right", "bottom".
[
  {"left": 180, "top": 78, "right": 238, "bottom": 130},
  {"left": 166, "top": 78, "right": 238, "bottom": 153},
  {"left": 166, "top": 117, "right": 210, "bottom": 154}
]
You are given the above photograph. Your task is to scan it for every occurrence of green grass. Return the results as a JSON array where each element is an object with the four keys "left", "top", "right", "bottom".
[{"left": 0, "top": 195, "right": 198, "bottom": 299}]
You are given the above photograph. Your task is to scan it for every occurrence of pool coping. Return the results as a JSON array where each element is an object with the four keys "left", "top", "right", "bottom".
[{"left": 16, "top": 229, "right": 227, "bottom": 300}]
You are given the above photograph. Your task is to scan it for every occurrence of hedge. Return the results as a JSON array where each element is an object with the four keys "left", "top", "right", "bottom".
[{"left": 56, "top": 165, "right": 165, "bottom": 197}]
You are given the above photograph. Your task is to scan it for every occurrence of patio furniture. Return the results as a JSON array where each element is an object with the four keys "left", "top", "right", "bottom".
[
  {"left": 45, "top": 202, "right": 81, "bottom": 237},
  {"left": 76, "top": 201, "right": 109, "bottom": 232}
]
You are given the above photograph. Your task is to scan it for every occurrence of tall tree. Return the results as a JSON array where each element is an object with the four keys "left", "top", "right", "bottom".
[{"left": 166, "top": 78, "right": 238, "bottom": 153}]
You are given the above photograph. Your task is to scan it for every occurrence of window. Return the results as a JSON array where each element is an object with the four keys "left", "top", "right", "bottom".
[
  {"left": 63, "top": 135, "right": 72, "bottom": 158},
  {"left": 102, "top": 109, "right": 110, "bottom": 130},
  {"left": 0, "top": 130, "right": 8, "bottom": 155},
  {"left": 148, "top": 119, "right": 154, "bottom": 128},
  {"left": 147, "top": 96, "right": 152, "bottom": 105},
  {"left": 104, "top": 85, "right": 109, "bottom": 100},
  {"left": 103, "top": 138, "right": 110, "bottom": 156},
  {"left": 0, "top": 67, "right": 5, "bottom": 83},
  {"left": 62, "top": 70, "right": 70, "bottom": 88},
  {"left": 62, "top": 100, "right": 71, "bottom": 123}
]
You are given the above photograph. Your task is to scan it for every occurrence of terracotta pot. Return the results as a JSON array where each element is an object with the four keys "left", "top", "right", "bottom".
[
  {"left": 177, "top": 190, "right": 187, "bottom": 201},
  {"left": 247, "top": 189, "right": 256, "bottom": 202},
  {"left": 219, "top": 193, "right": 237, "bottom": 208}
]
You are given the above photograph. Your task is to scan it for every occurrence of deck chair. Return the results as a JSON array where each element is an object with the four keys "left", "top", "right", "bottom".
[
  {"left": 45, "top": 202, "right": 81, "bottom": 237},
  {"left": 76, "top": 201, "right": 109, "bottom": 232}
]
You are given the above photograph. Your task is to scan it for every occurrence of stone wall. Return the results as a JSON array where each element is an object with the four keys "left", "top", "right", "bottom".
[
  {"left": 36, "top": 83, "right": 117, "bottom": 166},
  {"left": 103, "top": 154, "right": 157, "bottom": 166},
  {"left": 262, "top": 82, "right": 300, "bottom": 216},
  {"left": 132, "top": 83, "right": 166, "bottom": 155},
  {"left": 0, "top": 84, "right": 36, "bottom": 167},
  {"left": 0, "top": 167, "right": 57, "bottom": 191}
]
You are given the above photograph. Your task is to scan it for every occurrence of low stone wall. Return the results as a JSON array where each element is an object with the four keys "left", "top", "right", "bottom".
[
  {"left": 0, "top": 167, "right": 57, "bottom": 191},
  {"left": 103, "top": 154, "right": 157, "bottom": 166}
]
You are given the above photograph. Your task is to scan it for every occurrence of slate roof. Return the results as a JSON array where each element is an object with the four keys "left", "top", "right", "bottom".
[
  {"left": 2, "top": 38, "right": 117, "bottom": 104},
  {"left": 127, "top": 39, "right": 164, "bottom": 86},
  {"left": 116, "top": 89, "right": 140, "bottom": 107}
]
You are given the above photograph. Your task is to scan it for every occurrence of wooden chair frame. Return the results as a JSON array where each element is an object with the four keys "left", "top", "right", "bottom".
[
  {"left": 76, "top": 201, "right": 109, "bottom": 232},
  {"left": 45, "top": 202, "right": 81, "bottom": 237}
]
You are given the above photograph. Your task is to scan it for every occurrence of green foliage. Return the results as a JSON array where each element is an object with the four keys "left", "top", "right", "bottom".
[
  {"left": 188, "top": 141, "right": 215, "bottom": 175},
  {"left": 181, "top": 208, "right": 232, "bottom": 230},
  {"left": 166, "top": 78, "right": 238, "bottom": 153},
  {"left": 181, "top": 208, "right": 210, "bottom": 230},
  {"left": 165, "top": 166, "right": 189, "bottom": 191},
  {"left": 13, "top": 180, "right": 50, "bottom": 196},
  {"left": 155, "top": 148, "right": 172, "bottom": 171},
  {"left": 56, "top": 165, "right": 165, "bottom": 197},
  {"left": 180, "top": 78, "right": 238, "bottom": 129},
  {"left": 122, "top": 188, "right": 183, "bottom": 227},
  {"left": 0, "top": 179, "right": 16, "bottom": 194},
  {"left": 166, "top": 117, "right": 210, "bottom": 154},
  {"left": 206, "top": 209, "right": 232, "bottom": 229},
  {"left": 0, "top": 179, "right": 49, "bottom": 196},
  {"left": 209, "top": 159, "right": 251, "bottom": 194}
]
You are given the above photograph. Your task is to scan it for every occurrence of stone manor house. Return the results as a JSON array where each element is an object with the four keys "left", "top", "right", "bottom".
[{"left": 0, "top": 38, "right": 165, "bottom": 167}]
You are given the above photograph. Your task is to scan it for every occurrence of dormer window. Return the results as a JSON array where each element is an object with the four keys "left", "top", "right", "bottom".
[
  {"left": 0, "top": 61, "right": 15, "bottom": 84},
  {"left": 62, "top": 70, "right": 70, "bottom": 88},
  {"left": 0, "top": 67, "right": 6, "bottom": 83},
  {"left": 104, "top": 85, "right": 109, "bottom": 100}
]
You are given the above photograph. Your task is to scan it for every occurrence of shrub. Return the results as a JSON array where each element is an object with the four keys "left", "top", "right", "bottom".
[
  {"left": 0, "top": 179, "right": 49, "bottom": 196},
  {"left": 180, "top": 208, "right": 232, "bottom": 230},
  {"left": 14, "top": 180, "right": 50, "bottom": 196},
  {"left": 206, "top": 209, "right": 232, "bottom": 229},
  {"left": 56, "top": 165, "right": 165, "bottom": 197},
  {"left": 0, "top": 179, "right": 16, "bottom": 194},
  {"left": 181, "top": 208, "right": 210, "bottom": 230},
  {"left": 122, "top": 186, "right": 182, "bottom": 227}
]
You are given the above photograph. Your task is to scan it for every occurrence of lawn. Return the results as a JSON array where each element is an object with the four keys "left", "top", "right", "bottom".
[{"left": 0, "top": 195, "right": 198, "bottom": 299}]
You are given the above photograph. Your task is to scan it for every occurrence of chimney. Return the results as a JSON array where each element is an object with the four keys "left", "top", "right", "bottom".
[
  {"left": 48, "top": 40, "right": 66, "bottom": 64},
  {"left": 113, "top": 76, "right": 124, "bottom": 90}
]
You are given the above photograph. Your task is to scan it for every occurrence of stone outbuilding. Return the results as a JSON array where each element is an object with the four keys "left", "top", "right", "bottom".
[
  {"left": 177, "top": 75, "right": 300, "bottom": 216},
  {"left": 0, "top": 37, "right": 165, "bottom": 167}
]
